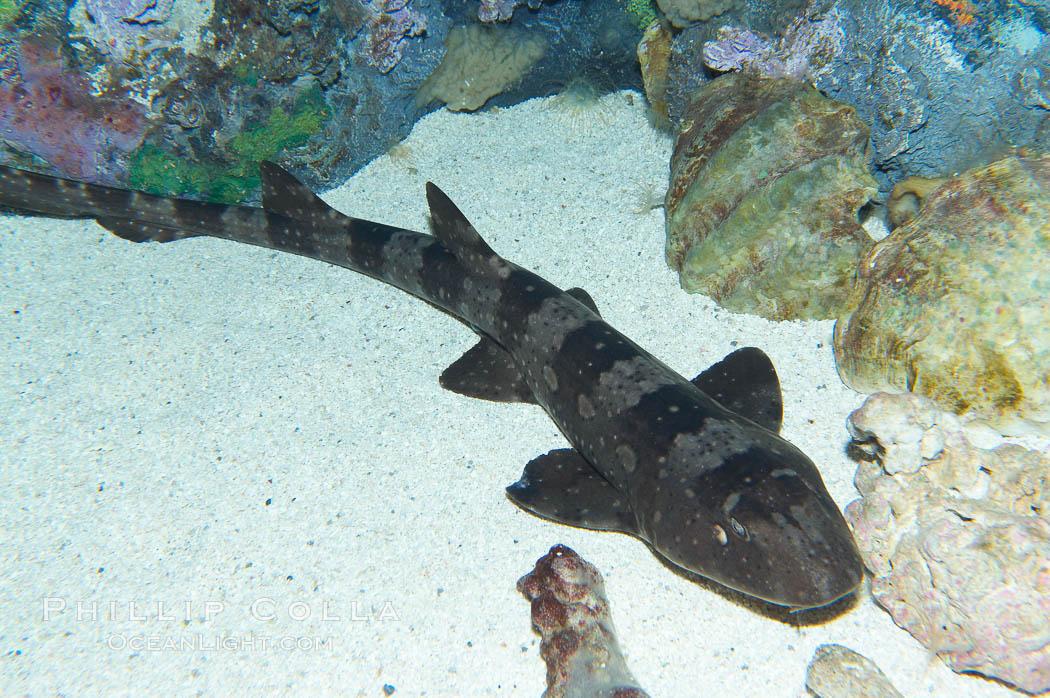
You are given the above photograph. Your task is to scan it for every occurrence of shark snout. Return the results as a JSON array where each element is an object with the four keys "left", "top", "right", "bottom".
[{"left": 736, "top": 473, "right": 865, "bottom": 609}]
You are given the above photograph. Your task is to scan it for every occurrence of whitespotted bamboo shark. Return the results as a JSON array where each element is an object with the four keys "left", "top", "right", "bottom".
[{"left": 0, "top": 162, "right": 863, "bottom": 609}]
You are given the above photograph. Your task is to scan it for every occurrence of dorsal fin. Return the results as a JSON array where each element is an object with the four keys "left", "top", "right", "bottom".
[
  {"left": 566, "top": 287, "right": 601, "bottom": 317},
  {"left": 425, "top": 182, "right": 504, "bottom": 274},
  {"left": 692, "top": 347, "right": 783, "bottom": 433},
  {"left": 259, "top": 161, "right": 344, "bottom": 225}
]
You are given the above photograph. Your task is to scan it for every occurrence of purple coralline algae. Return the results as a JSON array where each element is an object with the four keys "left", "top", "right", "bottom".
[
  {"left": 361, "top": 0, "right": 427, "bottom": 74},
  {"left": 518, "top": 545, "right": 650, "bottom": 698},
  {"left": 844, "top": 392, "right": 1050, "bottom": 695},
  {"left": 702, "top": 2, "right": 845, "bottom": 80},
  {"left": 665, "top": 73, "right": 876, "bottom": 320},
  {"left": 0, "top": 38, "right": 148, "bottom": 183},
  {"left": 834, "top": 151, "right": 1050, "bottom": 436}
]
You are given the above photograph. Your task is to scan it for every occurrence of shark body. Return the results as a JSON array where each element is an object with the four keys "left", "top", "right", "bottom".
[{"left": 0, "top": 163, "right": 863, "bottom": 609}]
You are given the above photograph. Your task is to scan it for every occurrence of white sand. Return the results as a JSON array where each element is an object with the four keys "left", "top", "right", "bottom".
[{"left": 0, "top": 92, "right": 1021, "bottom": 696}]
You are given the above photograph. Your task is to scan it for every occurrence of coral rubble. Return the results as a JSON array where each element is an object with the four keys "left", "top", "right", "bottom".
[
  {"left": 845, "top": 392, "right": 1050, "bottom": 695},
  {"left": 664, "top": 74, "right": 876, "bottom": 320},
  {"left": 834, "top": 151, "right": 1050, "bottom": 436},
  {"left": 519, "top": 545, "right": 650, "bottom": 698}
]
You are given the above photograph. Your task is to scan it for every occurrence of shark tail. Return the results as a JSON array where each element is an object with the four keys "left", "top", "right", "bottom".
[{"left": 0, "top": 165, "right": 203, "bottom": 243}]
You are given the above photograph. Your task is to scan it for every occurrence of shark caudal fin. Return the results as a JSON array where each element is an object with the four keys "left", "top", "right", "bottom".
[{"left": 425, "top": 182, "right": 509, "bottom": 277}]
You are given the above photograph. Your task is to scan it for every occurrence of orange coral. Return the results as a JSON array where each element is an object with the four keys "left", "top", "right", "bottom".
[{"left": 931, "top": 0, "right": 976, "bottom": 26}]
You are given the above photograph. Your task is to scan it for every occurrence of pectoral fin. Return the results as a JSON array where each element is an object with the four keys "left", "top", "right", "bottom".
[
  {"left": 506, "top": 448, "right": 638, "bottom": 534},
  {"left": 565, "top": 287, "right": 601, "bottom": 316}
]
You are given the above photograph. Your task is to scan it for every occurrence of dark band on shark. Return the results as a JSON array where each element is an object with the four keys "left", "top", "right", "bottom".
[{"left": 0, "top": 161, "right": 864, "bottom": 609}]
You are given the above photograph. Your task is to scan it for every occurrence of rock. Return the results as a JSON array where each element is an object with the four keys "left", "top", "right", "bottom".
[
  {"left": 664, "top": 74, "right": 877, "bottom": 320},
  {"left": 844, "top": 391, "right": 1050, "bottom": 695},
  {"left": 834, "top": 151, "right": 1050, "bottom": 436},
  {"left": 805, "top": 644, "right": 903, "bottom": 698}
]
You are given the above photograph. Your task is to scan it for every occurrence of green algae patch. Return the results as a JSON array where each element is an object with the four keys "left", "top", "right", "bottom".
[{"left": 128, "top": 86, "right": 331, "bottom": 203}]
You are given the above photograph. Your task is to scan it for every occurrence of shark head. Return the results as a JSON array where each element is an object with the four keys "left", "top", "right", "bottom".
[{"left": 641, "top": 428, "right": 864, "bottom": 610}]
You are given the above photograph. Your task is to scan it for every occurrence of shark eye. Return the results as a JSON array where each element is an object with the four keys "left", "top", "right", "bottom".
[{"left": 729, "top": 517, "right": 749, "bottom": 540}]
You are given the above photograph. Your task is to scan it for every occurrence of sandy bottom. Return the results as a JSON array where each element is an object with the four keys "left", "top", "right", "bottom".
[{"left": 0, "top": 92, "right": 1022, "bottom": 696}]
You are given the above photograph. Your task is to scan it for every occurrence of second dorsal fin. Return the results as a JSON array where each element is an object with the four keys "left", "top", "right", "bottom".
[
  {"left": 425, "top": 182, "right": 505, "bottom": 275},
  {"left": 259, "top": 161, "right": 346, "bottom": 225}
]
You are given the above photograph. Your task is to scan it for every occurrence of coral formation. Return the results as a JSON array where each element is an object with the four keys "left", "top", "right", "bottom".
[
  {"left": 0, "top": 38, "right": 147, "bottom": 184},
  {"left": 519, "top": 545, "right": 650, "bottom": 698},
  {"left": 834, "top": 151, "right": 1050, "bottom": 435},
  {"left": 415, "top": 23, "right": 545, "bottom": 112},
  {"left": 661, "top": 0, "right": 1050, "bottom": 195},
  {"left": 814, "top": 0, "right": 1048, "bottom": 195},
  {"left": 210, "top": 0, "right": 366, "bottom": 86},
  {"left": 664, "top": 74, "right": 877, "bottom": 320},
  {"left": 67, "top": 0, "right": 214, "bottom": 70},
  {"left": 844, "top": 391, "right": 1050, "bottom": 695},
  {"left": 806, "top": 644, "right": 903, "bottom": 698},
  {"left": 4, "top": 0, "right": 644, "bottom": 198},
  {"left": 360, "top": 0, "right": 427, "bottom": 74},
  {"left": 702, "top": 1, "right": 845, "bottom": 81},
  {"left": 479, "top": 0, "right": 518, "bottom": 21}
]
